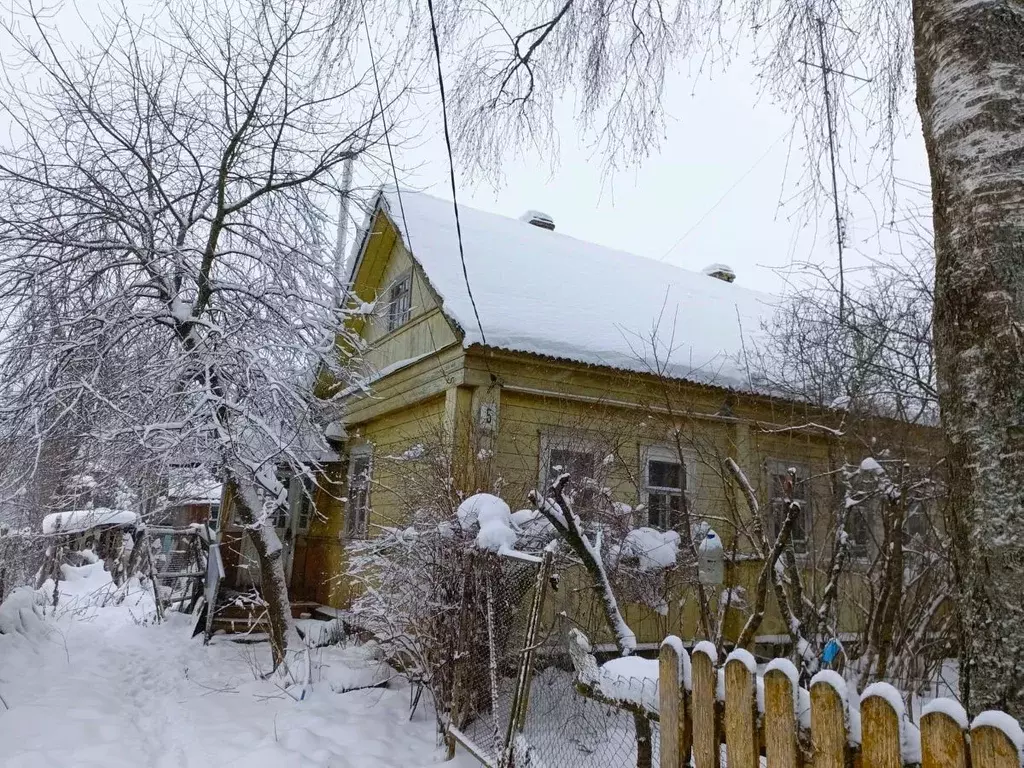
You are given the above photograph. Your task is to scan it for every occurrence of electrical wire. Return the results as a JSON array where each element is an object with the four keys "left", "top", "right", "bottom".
[
  {"left": 660, "top": 129, "right": 791, "bottom": 261},
  {"left": 360, "top": 0, "right": 454, "bottom": 384},
  {"left": 424, "top": 0, "right": 488, "bottom": 346}
]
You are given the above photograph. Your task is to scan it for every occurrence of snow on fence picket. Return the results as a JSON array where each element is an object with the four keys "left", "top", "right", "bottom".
[{"left": 562, "top": 636, "right": 1024, "bottom": 768}]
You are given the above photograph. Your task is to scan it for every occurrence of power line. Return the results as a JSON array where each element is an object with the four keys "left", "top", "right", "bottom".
[
  {"left": 359, "top": 1, "right": 453, "bottom": 385},
  {"left": 359, "top": 0, "right": 412, "bottom": 251},
  {"left": 660, "top": 129, "right": 790, "bottom": 261},
  {"left": 424, "top": 0, "right": 488, "bottom": 345},
  {"left": 817, "top": 18, "right": 846, "bottom": 326}
]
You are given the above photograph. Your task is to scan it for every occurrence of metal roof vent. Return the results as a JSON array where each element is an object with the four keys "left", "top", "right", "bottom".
[
  {"left": 702, "top": 263, "right": 736, "bottom": 283},
  {"left": 519, "top": 210, "right": 555, "bottom": 231}
]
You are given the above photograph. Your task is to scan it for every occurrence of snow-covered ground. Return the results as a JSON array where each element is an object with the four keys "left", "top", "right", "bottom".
[{"left": 0, "top": 561, "right": 474, "bottom": 768}]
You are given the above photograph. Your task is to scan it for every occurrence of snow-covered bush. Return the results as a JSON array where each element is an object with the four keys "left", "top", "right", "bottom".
[
  {"left": 347, "top": 497, "right": 477, "bottom": 729},
  {"left": 0, "top": 586, "right": 48, "bottom": 641}
]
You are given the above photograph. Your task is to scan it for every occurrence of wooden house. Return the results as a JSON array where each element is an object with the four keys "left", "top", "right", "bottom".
[{"left": 252, "top": 191, "right": 941, "bottom": 644}]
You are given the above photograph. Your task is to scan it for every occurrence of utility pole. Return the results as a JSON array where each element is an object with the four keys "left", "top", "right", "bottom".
[{"left": 334, "top": 154, "right": 356, "bottom": 307}]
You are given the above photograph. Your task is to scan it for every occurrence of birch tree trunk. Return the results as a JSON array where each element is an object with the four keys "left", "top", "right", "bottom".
[{"left": 913, "top": 0, "right": 1024, "bottom": 716}]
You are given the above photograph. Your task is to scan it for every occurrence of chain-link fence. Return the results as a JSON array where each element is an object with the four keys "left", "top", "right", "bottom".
[
  {"left": 516, "top": 649, "right": 660, "bottom": 768},
  {"left": 450, "top": 550, "right": 662, "bottom": 768},
  {"left": 449, "top": 550, "right": 549, "bottom": 765}
]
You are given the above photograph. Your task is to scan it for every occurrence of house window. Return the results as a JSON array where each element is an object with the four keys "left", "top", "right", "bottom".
[
  {"left": 540, "top": 437, "right": 600, "bottom": 509},
  {"left": 346, "top": 449, "right": 372, "bottom": 537},
  {"left": 767, "top": 460, "right": 810, "bottom": 553},
  {"left": 296, "top": 479, "right": 313, "bottom": 532},
  {"left": 271, "top": 497, "right": 289, "bottom": 530},
  {"left": 286, "top": 472, "right": 314, "bottom": 533},
  {"left": 644, "top": 448, "right": 686, "bottom": 530},
  {"left": 846, "top": 505, "right": 871, "bottom": 559},
  {"left": 905, "top": 501, "right": 931, "bottom": 542},
  {"left": 386, "top": 273, "right": 412, "bottom": 332},
  {"left": 208, "top": 503, "right": 220, "bottom": 529}
]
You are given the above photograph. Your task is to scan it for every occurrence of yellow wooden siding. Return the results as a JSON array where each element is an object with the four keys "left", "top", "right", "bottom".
[
  {"left": 352, "top": 395, "right": 448, "bottom": 529},
  {"left": 327, "top": 246, "right": 938, "bottom": 641},
  {"left": 349, "top": 214, "right": 460, "bottom": 374}
]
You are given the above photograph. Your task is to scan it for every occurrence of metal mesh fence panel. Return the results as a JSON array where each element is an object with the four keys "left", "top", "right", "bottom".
[
  {"left": 451, "top": 550, "right": 662, "bottom": 768},
  {"left": 450, "top": 551, "right": 548, "bottom": 766},
  {"left": 511, "top": 613, "right": 659, "bottom": 768}
]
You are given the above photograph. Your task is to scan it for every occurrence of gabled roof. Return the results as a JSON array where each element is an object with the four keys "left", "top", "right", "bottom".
[{"left": 353, "top": 190, "right": 776, "bottom": 391}]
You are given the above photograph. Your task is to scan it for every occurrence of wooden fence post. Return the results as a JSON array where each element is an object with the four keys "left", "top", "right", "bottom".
[
  {"left": 971, "top": 713, "right": 1023, "bottom": 768},
  {"left": 921, "top": 700, "right": 968, "bottom": 768},
  {"left": 660, "top": 637, "right": 686, "bottom": 768},
  {"left": 692, "top": 644, "right": 721, "bottom": 768},
  {"left": 725, "top": 650, "right": 759, "bottom": 768},
  {"left": 860, "top": 684, "right": 903, "bottom": 768},
  {"left": 764, "top": 662, "right": 801, "bottom": 768},
  {"left": 809, "top": 672, "right": 850, "bottom": 768}
]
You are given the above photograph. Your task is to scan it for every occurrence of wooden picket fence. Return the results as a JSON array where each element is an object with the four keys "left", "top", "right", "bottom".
[{"left": 656, "top": 638, "right": 1023, "bottom": 768}]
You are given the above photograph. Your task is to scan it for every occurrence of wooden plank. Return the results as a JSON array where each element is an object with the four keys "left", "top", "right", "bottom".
[
  {"left": 764, "top": 669, "right": 800, "bottom": 768},
  {"left": 810, "top": 679, "right": 849, "bottom": 768},
  {"left": 724, "top": 657, "right": 759, "bottom": 768},
  {"left": 921, "top": 709, "right": 967, "bottom": 768},
  {"left": 971, "top": 721, "right": 1021, "bottom": 768},
  {"left": 692, "top": 649, "right": 721, "bottom": 768},
  {"left": 660, "top": 639, "right": 683, "bottom": 768},
  {"left": 447, "top": 725, "right": 496, "bottom": 768},
  {"left": 860, "top": 693, "right": 902, "bottom": 768}
]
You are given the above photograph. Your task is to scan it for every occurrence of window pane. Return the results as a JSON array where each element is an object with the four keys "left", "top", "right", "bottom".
[
  {"left": 848, "top": 507, "right": 870, "bottom": 556},
  {"left": 648, "top": 460, "right": 682, "bottom": 490},
  {"left": 547, "top": 449, "right": 595, "bottom": 485},
  {"left": 647, "top": 492, "right": 682, "bottom": 530},
  {"left": 298, "top": 478, "right": 313, "bottom": 531},
  {"left": 387, "top": 275, "right": 412, "bottom": 331},
  {"left": 348, "top": 455, "right": 371, "bottom": 536},
  {"left": 771, "top": 498, "right": 807, "bottom": 549}
]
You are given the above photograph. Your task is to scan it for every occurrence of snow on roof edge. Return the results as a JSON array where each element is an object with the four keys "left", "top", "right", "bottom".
[{"left": 356, "top": 188, "right": 776, "bottom": 393}]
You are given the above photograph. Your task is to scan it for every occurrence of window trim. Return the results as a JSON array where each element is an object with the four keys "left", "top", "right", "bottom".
[
  {"left": 286, "top": 471, "right": 314, "bottom": 534},
  {"left": 640, "top": 443, "right": 697, "bottom": 531},
  {"left": 765, "top": 458, "right": 812, "bottom": 553},
  {"left": 345, "top": 445, "right": 373, "bottom": 538},
  {"left": 386, "top": 271, "right": 413, "bottom": 332}
]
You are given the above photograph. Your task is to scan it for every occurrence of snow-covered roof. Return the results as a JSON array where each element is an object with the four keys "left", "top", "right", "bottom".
[
  {"left": 167, "top": 466, "right": 223, "bottom": 504},
  {"left": 42, "top": 509, "right": 138, "bottom": 535},
  {"left": 361, "top": 190, "right": 775, "bottom": 390}
]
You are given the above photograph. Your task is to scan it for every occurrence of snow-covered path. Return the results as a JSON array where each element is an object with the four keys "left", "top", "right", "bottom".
[{"left": 0, "top": 564, "right": 471, "bottom": 768}]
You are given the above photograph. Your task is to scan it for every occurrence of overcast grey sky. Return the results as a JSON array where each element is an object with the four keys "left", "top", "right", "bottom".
[
  {"left": 2, "top": 0, "right": 932, "bottom": 297},
  {"left": 361, "top": 50, "right": 932, "bottom": 296}
]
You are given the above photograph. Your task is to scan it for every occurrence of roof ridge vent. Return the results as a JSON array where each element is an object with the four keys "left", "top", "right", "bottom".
[
  {"left": 702, "top": 263, "right": 736, "bottom": 283},
  {"left": 519, "top": 210, "right": 555, "bottom": 231}
]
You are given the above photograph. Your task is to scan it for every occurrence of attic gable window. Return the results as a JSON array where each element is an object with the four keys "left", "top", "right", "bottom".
[{"left": 386, "top": 273, "right": 412, "bottom": 332}]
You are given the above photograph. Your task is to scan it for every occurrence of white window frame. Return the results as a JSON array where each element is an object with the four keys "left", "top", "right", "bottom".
[
  {"left": 640, "top": 444, "right": 697, "bottom": 531},
  {"left": 765, "top": 458, "right": 812, "bottom": 554},
  {"left": 286, "top": 471, "right": 314, "bottom": 534},
  {"left": 345, "top": 446, "right": 373, "bottom": 538},
  {"left": 386, "top": 271, "right": 413, "bottom": 332},
  {"left": 538, "top": 433, "right": 604, "bottom": 498}
]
